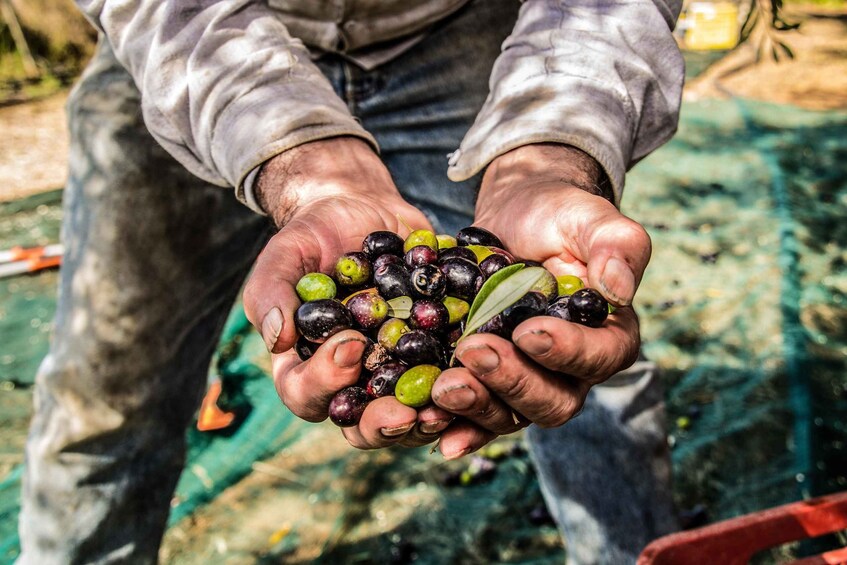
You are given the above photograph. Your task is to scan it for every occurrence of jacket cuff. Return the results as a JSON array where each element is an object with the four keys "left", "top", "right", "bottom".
[
  {"left": 231, "top": 121, "right": 379, "bottom": 215},
  {"left": 213, "top": 80, "right": 379, "bottom": 210},
  {"left": 446, "top": 74, "right": 633, "bottom": 207}
]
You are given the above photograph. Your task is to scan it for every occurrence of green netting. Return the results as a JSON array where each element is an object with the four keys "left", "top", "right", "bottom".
[
  {"left": 0, "top": 96, "right": 846, "bottom": 562},
  {"left": 629, "top": 99, "right": 847, "bottom": 523},
  {"left": 0, "top": 190, "right": 62, "bottom": 389}
]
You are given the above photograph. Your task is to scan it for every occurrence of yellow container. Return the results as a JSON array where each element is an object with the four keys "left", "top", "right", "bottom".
[{"left": 682, "top": 2, "right": 740, "bottom": 51}]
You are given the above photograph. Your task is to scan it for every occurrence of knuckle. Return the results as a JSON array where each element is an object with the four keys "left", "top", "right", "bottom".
[
  {"left": 278, "top": 380, "right": 328, "bottom": 423},
  {"left": 596, "top": 330, "right": 640, "bottom": 379},
  {"left": 619, "top": 217, "right": 650, "bottom": 245},
  {"left": 500, "top": 369, "right": 532, "bottom": 401},
  {"left": 283, "top": 396, "right": 325, "bottom": 422},
  {"left": 536, "top": 392, "right": 585, "bottom": 428}
]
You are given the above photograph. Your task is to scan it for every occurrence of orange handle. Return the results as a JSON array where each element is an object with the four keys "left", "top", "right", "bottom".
[
  {"left": 197, "top": 380, "right": 237, "bottom": 432},
  {"left": 27, "top": 255, "right": 62, "bottom": 272}
]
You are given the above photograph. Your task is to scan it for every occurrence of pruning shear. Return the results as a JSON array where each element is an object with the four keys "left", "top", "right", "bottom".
[{"left": 0, "top": 244, "right": 63, "bottom": 279}]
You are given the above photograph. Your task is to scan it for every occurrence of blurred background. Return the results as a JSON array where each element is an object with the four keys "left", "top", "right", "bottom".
[{"left": 0, "top": 0, "right": 845, "bottom": 563}]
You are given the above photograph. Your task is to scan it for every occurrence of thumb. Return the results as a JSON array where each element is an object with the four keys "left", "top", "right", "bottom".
[
  {"left": 243, "top": 226, "right": 330, "bottom": 353},
  {"left": 578, "top": 211, "right": 652, "bottom": 307},
  {"left": 242, "top": 199, "right": 434, "bottom": 353}
]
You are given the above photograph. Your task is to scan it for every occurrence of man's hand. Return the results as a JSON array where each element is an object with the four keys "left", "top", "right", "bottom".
[
  {"left": 432, "top": 144, "right": 652, "bottom": 455},
  {"left": 243, "top": 138, "right": 459, "bottom": 448}
]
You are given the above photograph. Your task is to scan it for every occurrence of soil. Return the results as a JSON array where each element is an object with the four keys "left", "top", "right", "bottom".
[{"left": 0, "top": 93, "right": 69, "bottom": 201}]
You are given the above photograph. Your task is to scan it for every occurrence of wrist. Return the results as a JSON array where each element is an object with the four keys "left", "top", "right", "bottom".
[
  {"left": 478, "top": 144, "right": 613, "bottom": 210},
  {"left": 255, "top": 137, "right": 399, "bottom": 226}
]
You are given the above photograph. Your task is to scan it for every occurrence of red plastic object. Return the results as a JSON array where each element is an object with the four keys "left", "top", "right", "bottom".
[
  {"left": 638, "top": 491, "right": 847, "bottom": 565},
  {"left": 197, "top": 380, "right": 236, "bottom": 432}
]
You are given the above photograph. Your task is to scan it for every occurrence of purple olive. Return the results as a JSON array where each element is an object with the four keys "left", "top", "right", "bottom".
[
  {"left": 363, "top": 231, "right": 404, "bottom": 260},
  {"left": 439, "top": 258, "right": 484, "bottom": 301},
  {"left": 366, "top": 362, "right": 406, "bottom": 398},
  {"left": 394, "top": 330, "right": 444, "bottom": 366},
  {"left": 328, "top": 386, "right": 370, "bottom": 427},
  {"left": 374, "top": 263, "right": 413, "bottom": 300},
  {"left": 456, "top": 226, "right": 504, "bottom": 248},
  {"left": 405, "top": 245, "right": 439, "bottom": 269},
  {"left": 411, "top": 264, "right": 446, "bottom": 299},
  {"left": 346, "top": 292, "right": 389, "bottom": 330},
  {"left": 409, "top": 300, "right": 449, "bottom": 332},
  {"left": 295, "top": 299, "right": 353, "bottom": 343},
  {"left": 567, "top": 288, "right": 608, "bottom": 327},
  {"left": 479, "top": 253, "right": 512, "bottom": 278}
]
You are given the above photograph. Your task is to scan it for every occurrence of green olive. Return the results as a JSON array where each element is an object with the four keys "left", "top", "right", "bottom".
[
  {"left": 377, "top": 318, "right": 410, "bottom": 351},
  {"left": 556, "top": 275, "right": 585, "bottom": 297},
  {"left": 436, "top": 234, "right": 457, "bottom": 250},
  {"left": 395, "top": 365, "right": 442, "bottom": 407},
  {"left": 530, "top": 269, "right": 558, "bottom": 302},
  {"left": 442, "top": 296, "right": 470, "bottom": 325},
  {"left": 466, "top": 245, "right": 494, "bottom": 263},
  {"left": 334, "top": 252, "right": 372, "bottom": 287},
  {"left": 295, "top": 273, "right": 337, "bottom": 302},
  {"left": 404, "top": 229, "right": 438, "bottom": 253}
]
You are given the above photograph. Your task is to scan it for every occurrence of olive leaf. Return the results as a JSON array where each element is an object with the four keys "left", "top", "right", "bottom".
[
  {"left": 466, "top": 263, "right": 525, "bottom": 322},
  {"left": 386, "top": 296, "right": 412, "bottom": 319},
  {"left": 461, "top": 266, "right": 547, "bottom": 340}
]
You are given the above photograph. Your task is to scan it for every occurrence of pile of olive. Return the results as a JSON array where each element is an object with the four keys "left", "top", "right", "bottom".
[{"left": 292, "top": 227, "right": 610, "bottom": 427}]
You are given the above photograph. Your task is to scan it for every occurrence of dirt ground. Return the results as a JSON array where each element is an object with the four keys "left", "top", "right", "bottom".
[{"left": 0, "top": 94, "right": 69, "bottom": 201}]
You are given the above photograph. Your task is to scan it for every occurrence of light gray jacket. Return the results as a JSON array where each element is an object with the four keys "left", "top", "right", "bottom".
[{"left": 76, "top": 0, "right": 684, "bottom": 210}]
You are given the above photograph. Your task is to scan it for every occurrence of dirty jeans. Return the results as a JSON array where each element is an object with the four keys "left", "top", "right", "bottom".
[{"left": 18, "top": 2, "right": 677, "bottom": 563}]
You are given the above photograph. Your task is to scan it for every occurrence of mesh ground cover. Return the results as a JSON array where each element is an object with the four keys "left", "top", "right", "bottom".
[{"left": 0, "top": 97, "right": 846, "bottom": 562}]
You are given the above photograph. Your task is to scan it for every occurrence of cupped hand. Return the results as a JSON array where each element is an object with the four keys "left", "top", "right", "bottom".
[
  {"left": 242, "top": 138, "right": 483, "bottom": 451},
  {"left": 432, "top": 144, "right": 652, "bottom": 452}
]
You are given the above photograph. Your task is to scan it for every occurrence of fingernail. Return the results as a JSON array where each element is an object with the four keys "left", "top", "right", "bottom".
[
  {"left": 515, "top": 330, "right": 553, "bottom": 356},
  {"left": 261, "top": 307, "right": 283, "bottom": 352},
  {"left": 333, "top": 338, "right": 366, "bottom": 368},
  {"left": 381, "top": 423, "right": 414, "bottom": 438},
  {"left": 419, "top": 419, "right": 450, "bottom": 435},
  {"left": 457, "top": 345, "right": 499, "bottom": 374},
  {"left": 433, "top": 385, "right": 476, "bottom": 411},
  {"left": 443, "top": 447, "right": 471, "bottom": 461},
  {"left": 599, "top": 257, "right": 635, "bottom": 306}
]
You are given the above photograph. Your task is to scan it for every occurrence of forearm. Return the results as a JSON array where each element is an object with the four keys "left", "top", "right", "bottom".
[
  {"left": 254, "top": 137, "right": 401, "bottom": 228},
  {"left": 478, "top": 144, "right": 613, "bottom": 211}
]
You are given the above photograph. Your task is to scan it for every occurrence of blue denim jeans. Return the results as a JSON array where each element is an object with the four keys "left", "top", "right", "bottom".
[{"left": 19, "top": 1, "right": 677, "bottom": 563}]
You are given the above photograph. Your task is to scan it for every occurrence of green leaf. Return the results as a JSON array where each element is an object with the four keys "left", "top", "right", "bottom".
[
  {"left": 466, "top": 263, "right": 525, "bottom": 322},
  {"left": 387, "top": 296, "right": 412, "bottom": 319},
  {"left": 462, "top": 267, "right": 548, "bottom": 339}
]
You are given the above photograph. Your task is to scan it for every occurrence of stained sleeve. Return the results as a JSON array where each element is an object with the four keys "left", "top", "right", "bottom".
[
  {"left": 76, "top": 1, "right": 377, "bottom": 210},
  {"left": 446, "top": 0, "right": 685, "bottom": 205}
]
